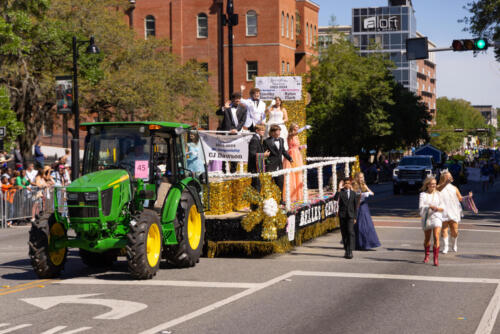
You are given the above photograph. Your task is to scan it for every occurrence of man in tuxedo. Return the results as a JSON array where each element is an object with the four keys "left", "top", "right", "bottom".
[
  {"left": 216, "top": 92, "right": 247, "bottom": 173},
  {"left": 248, "top": 124, "right": 270, "bottom": 192},
  {"left": 333, "top": 178, "right": 360, "bottom": 259},
  {"left": 241, "top": 88, "right": 266, "bottom": 132},
  {"left": 264, "top": 124, "right": 293, "bottom": 194},
  {"left": 217, "top": 92, "right": 247, "bottom": 134}
]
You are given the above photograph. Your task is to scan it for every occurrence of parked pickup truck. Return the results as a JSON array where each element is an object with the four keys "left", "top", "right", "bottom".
[{"left": 392, "top": 155, "right": 435, "bottom": 194}]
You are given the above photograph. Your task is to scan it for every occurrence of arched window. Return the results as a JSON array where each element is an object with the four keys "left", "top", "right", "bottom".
[
  {"left": 246, "top": 10, "right": 257, "bottom": 36},
  {"left": 281, "top": 61, "right": 285, "bottom": 74},
  {"left": 305, "top": 23, "right": 309, "bottom": 46},
  {"left": 197, "top": 13, "right": 208, "bottom": 38},
  {"left": 314, "top": 25, "right": 317, "bottom": 46},
  {"left": 145, "top": 15, "right": 156, "bottom": 38},
  {"left": 286, "top": 14, "right": 289, "bottom": 38},
  {"left": 291, "top": 16, "right": 294, "bottom": 40},
  {"left": 281, "top": 12, "right": 284, "bottom": 37}
]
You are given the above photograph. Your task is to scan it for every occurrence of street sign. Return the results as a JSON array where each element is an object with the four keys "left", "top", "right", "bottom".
[
  {"left": 0, "top": 126, "right": 5, "bottom": 138},
  {"left": 55, "top": 75, "right": 73, "bottom": 115},
  {"left": 406, "top": 37, "right": 428, "bottom": 60}
]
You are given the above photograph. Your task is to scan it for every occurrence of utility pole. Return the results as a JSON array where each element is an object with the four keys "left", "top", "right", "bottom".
[
  {"left": 217, "top": 0, "right": 225, "bottom": 106},
  {"left": 225, "top": 0, "right": 238, "bottom": 97}
]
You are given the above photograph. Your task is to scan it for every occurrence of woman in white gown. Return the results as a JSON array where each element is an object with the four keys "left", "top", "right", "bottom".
[
  {"left": 265, "top": 97, "right": 288, "bottom": 150},
  {"left": 419, "top": 176, "right": 445, "bottom": 266},
  {"left": 437, "top": 171, "right": 472, "bottom": 254}
]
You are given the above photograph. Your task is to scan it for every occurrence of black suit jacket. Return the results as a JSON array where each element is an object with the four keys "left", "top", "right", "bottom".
[
  {"left": 248, "top": 134, "right": 266, "bottom": 173},
  {"left": 263, "top": 137, "right": 292, "bottom": 172},
  {"left": 334, "top": 189, "right": 360, "bottom": 219},
  {"left": 217, "top": 104, "right": 247, "bottom": 132}
]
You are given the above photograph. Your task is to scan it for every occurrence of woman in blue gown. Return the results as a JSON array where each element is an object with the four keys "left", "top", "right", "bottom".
[{"left": 353, "top": 172, "right": 381, "bottom": 250}]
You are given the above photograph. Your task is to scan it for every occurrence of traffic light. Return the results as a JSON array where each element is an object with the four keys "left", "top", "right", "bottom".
[{"left": 452, "top": 38, "right": 488, "bottom": 51}]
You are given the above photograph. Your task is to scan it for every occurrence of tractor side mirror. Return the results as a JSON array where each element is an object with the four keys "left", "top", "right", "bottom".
[{"left": 175, "top": 127, "right": 185, "bottom": 135}]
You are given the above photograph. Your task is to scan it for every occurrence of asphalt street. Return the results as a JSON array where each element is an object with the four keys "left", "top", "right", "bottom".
[{"left": 0, "top": 179, "right": 499, "bottom": 334}]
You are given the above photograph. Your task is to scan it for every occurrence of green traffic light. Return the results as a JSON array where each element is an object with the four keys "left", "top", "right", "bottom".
[{"left": 475, "top": 39, "right": 486, "bottom": 49}]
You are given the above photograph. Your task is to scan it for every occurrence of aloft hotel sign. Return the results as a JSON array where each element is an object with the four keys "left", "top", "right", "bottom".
[{"left": 362, "top": 15, "right": 400, "bottom": 31}]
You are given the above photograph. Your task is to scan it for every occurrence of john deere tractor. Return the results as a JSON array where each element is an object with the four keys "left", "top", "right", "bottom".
[{"left": 29, "top": 122, "right": 208, "bottom": 279}]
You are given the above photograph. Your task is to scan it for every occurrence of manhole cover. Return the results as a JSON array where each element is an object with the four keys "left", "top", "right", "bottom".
[{"left": 457, "top": 254, "right": 500, "bottom": 260}]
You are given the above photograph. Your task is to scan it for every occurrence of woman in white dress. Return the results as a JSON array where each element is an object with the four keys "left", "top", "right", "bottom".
[
  {"left": 265, "top": 96, "right": 288, "bottom": 150},
  {"left": 419, "top": 176, "right": 445, "bottom": 266},
  {"left": 437, "top": 171, "right": 472, "bottom": 254}
]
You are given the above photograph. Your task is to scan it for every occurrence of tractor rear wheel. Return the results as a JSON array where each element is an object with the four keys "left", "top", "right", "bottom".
[
  {"left": 126, "top": 209, "right": 162, "bottom": 279},
  {"left": 79, "top": 249, "right": 118, "bottom": 268},
  {"left": 164, "top": 192, "right": 205, "bottom": 267},
  {"left": 28, "top": 213, "right": 67, "bottom": 278}
]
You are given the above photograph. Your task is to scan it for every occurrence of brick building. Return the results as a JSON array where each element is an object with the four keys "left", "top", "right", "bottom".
[
  {"left": 129, "top": 0, "right": 320, "bottom": 128},
  {"left": 41, "top": 0, "right": 319, "bottom": 149}
]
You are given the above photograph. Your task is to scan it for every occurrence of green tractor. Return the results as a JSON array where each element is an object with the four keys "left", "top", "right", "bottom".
[{"left": 29, "top": 122, "right": 208, "bottom": 279}]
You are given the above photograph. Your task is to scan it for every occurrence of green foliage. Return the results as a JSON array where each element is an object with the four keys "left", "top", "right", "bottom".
[
  {"left": 431, "top": 97, "right": 490, "bottom": 152},
  {"left": 0, "top": 87, "right": 24, "bottom": 151},
  {"left": 306, "top": 38, "right": 395, "bottom": 155},
  {"left": 462, "top": 0, "right": 500, "bottom": 61},
  {"left": 381, "top": 83, "right": 431, "bottom": 149},
  {"left": 0, "top": 0, "right": 215, "bottom": 157}
]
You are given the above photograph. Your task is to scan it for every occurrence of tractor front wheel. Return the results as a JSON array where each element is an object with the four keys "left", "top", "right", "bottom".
[
  {"left": 28, "top": 213, "right": 67, "bottom": 278},
  {"left": 164, "top": 192, "right": 205, "bottom": 267},
  {"left": 126, "top": 209, "right": 162, "bottom": 279}
]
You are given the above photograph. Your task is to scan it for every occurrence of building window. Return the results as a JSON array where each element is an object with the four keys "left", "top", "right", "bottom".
[
  {"left": 281, "top": 12, "right": 284, "bottom": 37},
  {"left": 314, "top": 25, "right": 317, "bottom": 46},
  {"left": 200, "top": 62, "right": 209, "bottom": 81},
  {"left": 145, "top": 15, "right": 156, "bottom": 38},
  {"left": 246, "top": 10, "right": 257, "bottom": 36},
  {"left": 310, "top": 25, "right": 313, "bottom": 46},
  {"left": 282, "top": 61, "right": 285, "bottom": 74},
  {"left": 197, "top": 13, "right": 208, "bottom": 38},
  {"left": 306, "top": 23, "right": 309, "bottom": 46},
  {"left": 291, "top": 16, "right": 294, "bottom": 40},
  {"left": 247, "top": 61, "right": 258, "bottom": 81},
  {"left": 287, "top": 62, "right": 290, "bottom": 73},
  {"left": 286, "top": 14, "right": 289, "bottom": 38}
]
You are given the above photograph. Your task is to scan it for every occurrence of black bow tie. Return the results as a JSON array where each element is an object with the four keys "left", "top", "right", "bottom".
[{"left": 274, "top": 138, "right": 279, "bottom": 142}]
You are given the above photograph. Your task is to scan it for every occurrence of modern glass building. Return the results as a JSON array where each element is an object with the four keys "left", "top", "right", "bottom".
[{"left": 351, "top": 0, "right": 417, "bottom": 91}]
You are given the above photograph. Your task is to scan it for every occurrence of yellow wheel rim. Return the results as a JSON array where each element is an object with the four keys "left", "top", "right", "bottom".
[
  {"left": 49, "top": 223, "right": 66, "bottom": 266},
  {"left": 146, "top": 223, "right": 161, "bottom": 267},
  {"left": 187, "top": 205, "right": 202, "bottom": 250}
]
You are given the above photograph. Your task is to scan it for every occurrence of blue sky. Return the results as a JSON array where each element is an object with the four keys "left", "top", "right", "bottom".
[{"left": 314, "top": 0, "right": 500, "bottom": 108}]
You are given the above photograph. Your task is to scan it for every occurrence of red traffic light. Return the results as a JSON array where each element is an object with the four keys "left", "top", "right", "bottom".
[{"left": 452, "top": 40, "right": 463, "bottom": 51}]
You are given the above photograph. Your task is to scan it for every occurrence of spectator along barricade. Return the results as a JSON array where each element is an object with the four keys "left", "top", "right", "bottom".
[{"left": 0, "top": 186, "right": 62, "bottom": 228}]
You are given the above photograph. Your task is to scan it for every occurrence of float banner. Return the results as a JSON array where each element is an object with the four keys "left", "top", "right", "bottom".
[
  {"left": 255, "top": 76, "right": 302, "bottom": 101},
  {"left": 292, "top": 196, "right": 338, "bottom": 229},
  {"left": 199, "top": 132, "right": 253, "bottom": 162}
]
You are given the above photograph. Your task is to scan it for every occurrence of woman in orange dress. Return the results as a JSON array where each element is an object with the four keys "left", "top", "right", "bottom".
[{"left": 283, "top": 123, "right": 306, "bottom": 203}]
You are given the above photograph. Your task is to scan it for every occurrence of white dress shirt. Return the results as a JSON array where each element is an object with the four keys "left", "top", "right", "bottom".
[{"left": 241, "top": 98, "right": 266, "bottom": 128}]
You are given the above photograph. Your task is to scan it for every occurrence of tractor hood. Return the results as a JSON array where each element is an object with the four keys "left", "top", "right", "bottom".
[{"left": 68, "top": 169, "right": 130, "bottom": 191}]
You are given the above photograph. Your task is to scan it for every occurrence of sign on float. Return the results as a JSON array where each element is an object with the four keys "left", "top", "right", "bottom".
[{"left": 255, "top": 76, "right": 302, "bottom": 101}]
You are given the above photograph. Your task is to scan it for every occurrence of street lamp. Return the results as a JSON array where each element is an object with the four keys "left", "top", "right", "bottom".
[{"left": 71, "top": 36, "right": 100, "bottom": 180}]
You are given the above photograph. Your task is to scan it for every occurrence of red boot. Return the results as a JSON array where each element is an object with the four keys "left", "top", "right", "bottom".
[
  {"left": 423, "top": 246, "right": 430, "bottom": 263},
  {"left": 433, "top": 246, "right": 439, "bottom": 266}
]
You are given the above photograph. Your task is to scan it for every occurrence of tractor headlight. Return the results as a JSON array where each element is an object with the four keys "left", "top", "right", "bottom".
[{"left": 84, "top": 192, "right": 99, "bottom": 201}]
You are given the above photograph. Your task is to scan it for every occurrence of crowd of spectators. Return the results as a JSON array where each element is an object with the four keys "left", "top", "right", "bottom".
[{"left": 0, "top": 147, "right": 71, "bottom": 227}]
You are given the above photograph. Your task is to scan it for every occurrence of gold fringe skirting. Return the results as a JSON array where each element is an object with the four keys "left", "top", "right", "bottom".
[{"left": 206, "top": 216, "right": 339, "bottom": 258}]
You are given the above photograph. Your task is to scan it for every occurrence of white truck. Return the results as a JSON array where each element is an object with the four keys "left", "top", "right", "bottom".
[{"left": 392, "top": 155, "right": 436, "bottom": 194}]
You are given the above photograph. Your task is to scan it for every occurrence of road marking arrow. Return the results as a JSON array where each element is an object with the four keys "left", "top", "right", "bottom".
[{"left": 21, "top": 294, "right": 147, "bottom": 320}]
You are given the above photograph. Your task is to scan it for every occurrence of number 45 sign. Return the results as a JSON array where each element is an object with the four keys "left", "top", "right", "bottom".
[{"left": 134, "top": 160, "right": 149, "bottom": 179}]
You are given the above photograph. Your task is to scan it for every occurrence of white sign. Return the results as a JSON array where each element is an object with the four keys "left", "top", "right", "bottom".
[
  {"left": 255, "top": 76, "right": 302, "bottom": 101},
  {"left": 21, "top": 293, "right": 147, "bottom": 320},
  {"left": 199, "top": 132, "right": 253, "bottom": 162},
  {"left": 362, "top": 15, "right": 399, "bottom": 31}
]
